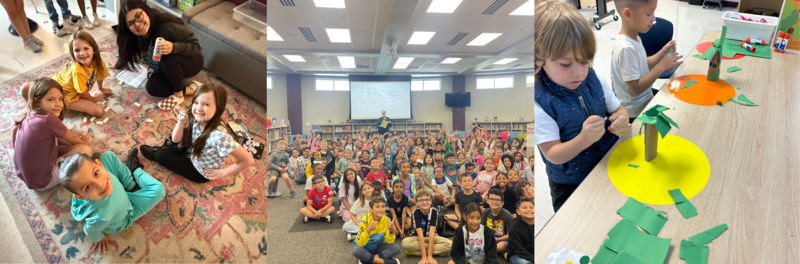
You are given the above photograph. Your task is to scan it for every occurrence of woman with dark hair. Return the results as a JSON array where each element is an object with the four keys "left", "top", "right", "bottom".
[{"left": 116, "top": 0, "right": 203, "bottom": 107}]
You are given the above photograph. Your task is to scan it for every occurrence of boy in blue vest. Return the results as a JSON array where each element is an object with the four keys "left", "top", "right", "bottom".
[{"left": 533, "top": 1, "right": 630, "bottom": 213}]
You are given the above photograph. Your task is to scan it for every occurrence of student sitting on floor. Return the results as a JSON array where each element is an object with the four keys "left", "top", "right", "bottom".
[
  {"left": 352, "top": 196, "right": 401, "bottom": 264},
  {"left": 475, "top": 159, "right": 498, "bottom": 206},
  {"left": 50, "top": 31, "right": 110, "bottom": 118},
  {"left": 295, "top": 148, "right": 311, "bottom": 184},
  {"left": 366, "top": 158, "right": 389, "bottom": 196},
  {"left": 507, "top": 170, "right": 521, "bottom": 191},
  {"left": 449, "top": 203, "right": 498, "bottom": 264},
  {"left": 489, "top": 172, "right": 518, "bottom": 215},
  {"left": 431, "top": 166, "right": 456, "bottom": 212},
  {"left": 387, "top": 179, "right": 413, "bottom": 240},
  {"left": 301, "top": 174, "right": 335, "bottom": 223},
  {"left": 443, "top": 153, "right": 461, "bottom": 191},
  {"left": 534, "top": 1, "right": 630, "bottom": 213},
  {"left": 343, "top": 181, "right": 374, "bottom": 242},
  {"left": 339, "top": 168, "right": 363, "bottom": 221},
  {"left": 140, "top": 84, "right": 255, "bottom": 183},
  {"left": 445, "top": 174, "right": 483, "bottom": 229},
  {"left": 402, "top": 189, "right": 453, "bottom": 258},
  {"left": 63, "top": 150, "right": 165, "bottom": 254},
  {"left": 13, "top": 78, "right": 93, "bottom": 191},
  {"left": 482, "top": 189, "right": 514, "bottom": 255},
  {"left": 304, "top": 162, "right": 326, "bottom": 205},
  {"left": 515, "top": 181, "right": 533, "bottom": 205},
  {"left": 507, "top": 200, "right": 534, "bottom": 264}
]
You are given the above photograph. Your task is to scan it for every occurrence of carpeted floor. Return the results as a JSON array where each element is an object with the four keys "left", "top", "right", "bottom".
[
  {"left": 0, "top": 35, "right": 267, "bottom": 263},
  {"left": 266, "top": 180, "right": 511, "bottom": 264}
]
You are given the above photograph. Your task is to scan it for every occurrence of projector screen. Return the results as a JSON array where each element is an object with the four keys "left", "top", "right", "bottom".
[{"left": 350, "top": 81, "right": 412, "bottom": 120}]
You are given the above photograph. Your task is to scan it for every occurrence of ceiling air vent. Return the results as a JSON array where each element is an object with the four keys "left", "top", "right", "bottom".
[
  {"left": 483, "top": 66, "right": 496, "bottom": 70},
  {"left": 426, "top": 58, "right": 438, "bottom": 64},
  {"left": 280, "top": 0, "right": 295, "bottom": 6},
  {"left": 482, "top": 0, "right": 508, "bottom": 15},
  {"left": 319, "top": 56, "right": 331, "bottom": 63},
  {"left": 447, "top": 32, "right": 468, "bottom": 45},
  {"left": 300, "top": 27, "right": 317, "bottom": 42}
]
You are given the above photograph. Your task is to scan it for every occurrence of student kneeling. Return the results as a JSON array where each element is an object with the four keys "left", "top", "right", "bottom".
[{"left": 352, "top": 196, "right": 401, "bottom": 264}]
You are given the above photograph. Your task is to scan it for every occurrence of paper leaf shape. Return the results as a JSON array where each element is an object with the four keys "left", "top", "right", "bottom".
[{"left": 636, "top": 104, "right": 678, "bottom": 139}]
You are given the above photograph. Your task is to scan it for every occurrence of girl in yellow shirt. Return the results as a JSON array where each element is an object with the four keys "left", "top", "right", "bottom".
[{"left": 52, "top": 31, "right": 110, "bottom": 118}]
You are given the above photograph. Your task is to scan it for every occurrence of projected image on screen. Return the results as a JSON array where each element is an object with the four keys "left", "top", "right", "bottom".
[{"left": 350, "top": 81, "right": 411, "bottom": 120}]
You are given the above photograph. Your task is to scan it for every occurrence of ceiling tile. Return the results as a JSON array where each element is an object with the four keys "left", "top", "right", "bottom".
[
  {"left": 352, "top": 43, "right": 378, "bottom": 50},
  {"left": 318, "top": 9, "right": 350, "bottom": 28},
  {"left": 266, "top": 41, "right": 291, "bottom": 49},
  {"left": 345, "top": 0, "right": 379, "bottom": 10},
  {"left": 377, "top": 0, "right": 393, "bottom": 10},
  {"left": 285, "top": 7, "right": 324, "bottom": 27},
  {"left": 269, "top": 26, "right": 304, "bottom": 42},
  {"left": 438, "top": 14, "right": 478, "bottom": 32},
  {"left": 291, "top": 0, "right": 316, "bottom": 7},
  {"left": 267, "top": 6, "right": 296, "bottom": 27},
  {"left": 414, "top": 13, "right": 449, "bottom": 32},
  {"left": 495, "top": 0, "right": 529, "bottom": 15},
  {"left": 286, "top": 41, "right": 315, "bottom": 49},
  {"left": 348, "top": 10, "right": 378, "bottom": 30},
  {"left": 507, "top": 16, "right": 533, "bottom": 34},
  {"left": 454, "top": 0, "right": 490, "bottom": 14},
  {"left": 350, "top": 29, "right": 374, "bottom": 44},
  {"left": 427, "top": 32, "right": 459, "bottom": 46}
]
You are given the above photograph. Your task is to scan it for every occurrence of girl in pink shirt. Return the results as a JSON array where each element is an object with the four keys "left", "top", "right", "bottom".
[{"left": 475, "top": 158, "right": 498, "bottom": 203}]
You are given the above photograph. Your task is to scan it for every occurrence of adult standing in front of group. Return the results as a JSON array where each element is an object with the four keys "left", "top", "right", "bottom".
[
  {"left": 376, "top": 110, "right": 392, "bottom": 138},
  {"left": 115, "top": 0, "right": 203, "bottom": 109}
]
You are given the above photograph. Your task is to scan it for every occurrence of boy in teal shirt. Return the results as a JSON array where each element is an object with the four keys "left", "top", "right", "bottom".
[{"left": 61, "top": 150, "right": 165, "bottom": 253}]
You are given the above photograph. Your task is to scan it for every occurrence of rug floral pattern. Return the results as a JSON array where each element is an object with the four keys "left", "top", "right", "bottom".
[{"left": 0, "top": 35, "right": 267, "bottom": 263}]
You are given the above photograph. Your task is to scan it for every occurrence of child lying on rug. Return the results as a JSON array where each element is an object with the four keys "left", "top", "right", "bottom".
[
  {"left": 14, "top": 77, "right": 94, "bottom": 191},
  {"left": 139, "top": 83, "right": 255, "bottom": 183},
  {"left": 60, "top": 150, "right": 165, "bottom": 254},
  {"left": 51, "top": 31, "right": 111, "bottom": 118}
]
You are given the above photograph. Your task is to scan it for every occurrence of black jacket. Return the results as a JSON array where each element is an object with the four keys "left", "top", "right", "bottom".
[
  {"left": 507, "top": 215, "right": 534, "bottom": 261},
  {"left": 139, "top": 19, "right": 202, "bottom": 57},
  {"left": 449, "top": 225, "right": 498, "bottom": 264}
]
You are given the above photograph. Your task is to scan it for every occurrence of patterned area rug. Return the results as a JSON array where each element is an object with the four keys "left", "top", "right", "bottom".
[{"left": 0, "top": 35, "right": 267, "bottom": 263}]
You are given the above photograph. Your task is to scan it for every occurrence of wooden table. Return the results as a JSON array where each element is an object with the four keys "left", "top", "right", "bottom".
[{"left": 534, "top": 30, "right": 800, "bottom": 262}]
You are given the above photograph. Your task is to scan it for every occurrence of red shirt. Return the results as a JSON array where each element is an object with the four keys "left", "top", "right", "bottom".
[
  {"left": 365, "top": 170, "right": 388, "bottom": 191},
  {"left": 308, "top": 186, "right": 332, "bottom": 210}
]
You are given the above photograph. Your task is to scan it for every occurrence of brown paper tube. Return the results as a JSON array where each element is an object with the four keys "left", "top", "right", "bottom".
[{"left": 645, "top": 123, "right": 658, "bottom": 162}]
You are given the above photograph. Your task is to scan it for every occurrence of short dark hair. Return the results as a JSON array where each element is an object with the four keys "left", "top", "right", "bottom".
[
  {"left": 392, "top": 179, "right": 405, "bottom": 187},
  {"left": 516, "top": 199, "right": 533, "bottom": 210},
  {"left": 614, "top": 0, "right": 652, "bottom": 12},
  {"left": 59, "top": 153, "right": 94, "bottom": 194},
  {"left": 445, "top": 153, "right": 456, "bottom": 160},
  {"left": 435, "top": 142, "right": 442, "bottom": 146},
  {"left": 459, "top": 173, "right": 473, "bottom": 180},
  {"left": 487, "top": 188, "right": 504, "bottom": 199},
  {"left": 369, "top": 196, "right": 387, "bottom": 208},
  {"left": 464, "top": 162, "right": 476, "bottom": 169},
  {"left": 515, "top": 181, "right": 531, "bottom": 197},
  {"left": 496, "top": 171, "right": 508, "bottom": 180},
  {"left": 311, "top": 174, "right": 325, "bottom": 183}
]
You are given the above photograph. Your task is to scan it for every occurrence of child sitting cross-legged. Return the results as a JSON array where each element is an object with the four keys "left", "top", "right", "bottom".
[
  {"left": 482, "top": 188, "right": 514, "bottom": 255},
  {"left": 351, "top": 196, "right": 401, "bottom": 264},
  {"left": 431, "top": 167, "right": 456, "bottom": 213},
  {"left": 387, "top": 179, "right": 413, "bottom": 240},
  {"left": 448, "top": 203, "right": 498, "bottom": 264},
  {"left": 445, "top": 174, "right": 483, "bottom": 229},
  {"left": 62, "top": 150, "right": 166, "bottom": 254},
  {"left": 401, "top": 189, "right": 453, "bottom": 259},
  {"left": 343, "top": 181, "right": 373, "bottom": 241},
  {"left": 301, "top": 174, "right": 335, "bottom": 223}
]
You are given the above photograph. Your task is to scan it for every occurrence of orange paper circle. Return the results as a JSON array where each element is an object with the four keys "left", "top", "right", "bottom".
[{"left": 668, "top": 75, "right": 736, "bottom": 106}]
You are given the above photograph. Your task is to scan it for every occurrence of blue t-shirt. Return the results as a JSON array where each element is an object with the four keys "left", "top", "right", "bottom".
[{"left": 443, "top": 162, "right": 460, "bottom": 186}]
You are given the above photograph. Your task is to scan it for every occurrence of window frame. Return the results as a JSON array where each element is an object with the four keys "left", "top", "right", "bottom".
[
  {"left": 527, "top": 74, "right": 534, "bottom": 87},
  {"left": 476, "top": 75, "right": 515, "bottom": 89},
  {"left": 315, "top": 77, "right": 350, "bottom": 91},
  {"left": 411, "top": 77, "right": 442, "bottom": 91},
  {"left": 267, "top": 76, "right": 273, "bottom": 89}
]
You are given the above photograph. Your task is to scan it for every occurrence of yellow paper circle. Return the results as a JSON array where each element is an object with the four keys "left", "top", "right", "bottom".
[{"left": 607, "top": 134, "right": 711, "bottom": 205}]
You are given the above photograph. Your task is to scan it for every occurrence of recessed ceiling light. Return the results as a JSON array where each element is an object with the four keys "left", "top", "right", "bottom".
[
  {"left": 393, "top": 57, "right": 414, "bottom": 69},
  {"left": 510, "top": 0, "right": 534, "bottom": 16},
  {"left": 267, "top": 26, "right": 283, "bottom": 41},
  {"left": 427, "top": 0, "right": 463, "bottom": 13},
  {"left": 338, "top": 56, "right": 356, "bottom": 69},
  {"left": 466, "top": 33, "right": 502, "bottom": 46},
  {"left": 441, "top": 58, "right": 462, "bottom": 64},
  {"left": 326, "top": 28, "right": 352, "bottom": 43},
  {"left": 493, "top": 58, "right": 518, "bottom": 65},
  {"left": 314, "top": 0, "right": 345, "bottom": 8},
  {"left": 408, "top": 31, "right": 436, "bottom": 45},
  {"left": 283, "top": 55, "right": 306, "bottom": 62}
]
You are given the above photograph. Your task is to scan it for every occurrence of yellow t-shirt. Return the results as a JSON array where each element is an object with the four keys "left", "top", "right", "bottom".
[{"left": 52, "top": 61, "right": 109, "bottom": 103}]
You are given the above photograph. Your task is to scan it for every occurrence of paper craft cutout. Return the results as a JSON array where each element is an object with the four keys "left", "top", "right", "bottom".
[
  {"left": 580, "top": 255, "right": 590, "bottom": 264},
  {"left": 680, "top": 239, "right": 710, "bottom": 264},
  {"left": 608, "top": 135, "right": 711, "bottom": 205},
  {"left": 737, "top": 94, "right": 755, "bottom": 104},
  {"left": 609, "top": 251, "right": 644, "bottom": 264},
  {"left": 689, "top": 224, "right": 728, "bottom": 246},
  {"left": 593, "top": 239, "right": 618, "bottom": 264},
  {"left": 617, "top": 197, "right": 668, "bottom": 235},
  {"left": 726, "top": 66, "right": 742, "bottom": 73},
  {"left": 635, "top": 105, "right": 678, "bottom": 139},
  {"left": 628, "top": 164, "right": 640, "bottom": 168},
  {"left": 681, "top": 80, "right": 698, "bottom": 88},
  {"left": 714, "top": 38, "right": 773, "bottom": 59},
  {"left": 603, "top": 219, "right": 671, "bottom": 264},
  {"left": 695, "top": 42, "right": 745, "bottom": 60},
  {"left": 736, "top": 87, "right": 741, "bottom": 90},
  {"left": 668, "top": 75, "right": 736, "bottom": 106},
  {"left": 668, "top": 189, "right": 698, "bottom": 219},
  {"left": 727, "top": 98, "right": 759, "bottom": 106},
  {"left": 544, "top": 245, "right": 589, "bottom": 264},
  {"left": 692, "top": 54, "right": 705, "bottom": 59},
  {"left": 716, "top": 101, "right": 723, "bottom": 107}
]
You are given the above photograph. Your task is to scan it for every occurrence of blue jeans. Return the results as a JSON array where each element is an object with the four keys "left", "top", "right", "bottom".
[
  {"left": 509, "top": 255, "right": 532, "bottom": 264},
  {"left": 44, "top": 0, "right": 73, "bottom": 23},
  {"left": 352, "top": 243, "right": 401, "bottom": 264}
]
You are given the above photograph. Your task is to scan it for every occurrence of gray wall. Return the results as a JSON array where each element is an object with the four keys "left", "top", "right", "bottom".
[{"left": 265, "top": 72, "right": 534, "bottom": 135}]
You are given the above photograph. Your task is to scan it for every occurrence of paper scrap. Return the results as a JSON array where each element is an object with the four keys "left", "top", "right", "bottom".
[
  {"left": 681, "top": 80, "right": 698, "bottom": 89},
  {"left": 688, "top": 224, "right": 728, "bottom": 246},
  {"left": 716, "top": 101, "right": 723, "bottom": 107},
  {"left": 115, "top": 64, "right": 149, "bottom": 88},
  {"left": 736, "top": 87, "right": 741, "bottom": 90},
  {"left": 96, "top": 121, "right": 103, "bottom": 125},
  {"left": 102, "top": 117, "right": 109, "bottom": 123},
  {"left": 628, "top": 164, "right": 640, "bottom": 169},
  {"left": 580, "top": 255, "right": 590, "bottom": 264},
  {"left": 737, "top": 94, "right": 755, "bottom": 104},
  {"left": 680, "top": 239, "right": 709, "bottom": 264},
  {"left": 593, "top": 239, "right": 618, "bottom": 264},
  {"left": 692, "top": 54, "right": 705, "bottom": 59},
  {"left": 83, "top": 117, "right": 88, "bottom": 123},
  {"left": 726, "top": 66, "right": 742, "bottom": 73},
  {"left": 668, "top": 189, "right": 697, "bottom": 219},
  {"left": 714, "top": 38, "right": 772, "bottom": 59},
  {"left": 727, "top": 98, "right": 758, "bottom": 106},
  {"left": 104, "top": 106, "right": 110, "bottom": 112},
  {"left": 617, "top": 197, "right": 668, "bottom": 235},
  {"left": 134, "top": 102, "right": 141, "bottom": 107},
  {"left": 146, "top": 119, "right": 153, "bottom": 123},
  {"left": 609, "top": 251, "right": 644, "bottom": 264},
  {"left": 90, "top": 116, "right": 97, "bottom": 122},
  {"left": 603, "top": 219, "right": 671, "bottom": 264},
  {"left": 544, "top": 245, "right": 589, "bottom": 264}
]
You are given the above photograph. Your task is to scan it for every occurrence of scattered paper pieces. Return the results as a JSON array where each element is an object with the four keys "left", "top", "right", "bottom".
[
  {"left": 736, "top": 87, "right": 741, "bottom": 90},
  {"left": 680, "top": 239, "right": 709, "bottom": 264},
  {"left": 617, "top": 197, "right": 668, "bottom": 235},
  {"left": 727, "top": 97, "right": 759, "bottom": 106},
  {"left": 83, "top": 117, "right": 88, "bottom": 123},
  {"left": 681, "top": 80, "right": 698, "bottom": 89},
  {"left": 669, "top": 80, "right": 681, "bottom": 91},
  {"left": 609, "top": 251, "right": 644, "bottom": 264},
  {"left": 145, "top": 119, "right": 153, "bottom": 123},
  {"left": 692, "top": 54, "right": 705, "bottom": 59},
  {"left": 90, "top": 116, "right": 97, "bottom": 122},
  {"left": 726, "top": 66, "right": 742, "bottom": 73},
  {"left": 689, "top": 224, "right": 728, "bottom": 246},
  {"left": 628, "top": 164, "right": 640, "bottom": 169},
  {"left": 104, "top": 106, "right": 110, "bottom": 112},
  {"left": 737, "top": 94, "right": 755, "bottom": 104},
  {"left": 716, "top": 101, "right": 723, "bottom": 107},
  {"left": 115, "top": 64, "right": 149, "bottom": 88},
  {"left": 714, "top": 38, "right": 772, "bottom": 59},
  {"left": 544, "top": 245, "right": 590, "bottom": 264},
  {"left": 598, "top": 219, "right": 671, "bottom": 264},
  {"left": 102, "top": 117, "right": 109, "bottom": 123},
  {"left": 96, "top": 121, "right": 103, "bottom": 125},
  {"left": 134, "top": 102, "right": 141, "bottom": 107},
  {"left": 668, "top": 189, "right": 698, "bottom": 219}
]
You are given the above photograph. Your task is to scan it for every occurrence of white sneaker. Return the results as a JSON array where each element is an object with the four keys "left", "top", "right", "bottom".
[
  {"left": 347, "top": 233, "right": 354, "bottom": 241},
  {"left": 337, "top": 210, "right": 342, "bottom": 217},
  {"left": 303, "top": 216, "right": 309, "bottom": 223},
  {"left": 29, "top": 35, "right": 43, "bottom": 46},
  {"left": 92, "top": 13, "right": 101, "bottom": 27},
  {"left": 325, "top": 215, "right": 332, "bottom": 223},
  {"left": 82, "top": 17, "right": 94, "bottom": 29}
]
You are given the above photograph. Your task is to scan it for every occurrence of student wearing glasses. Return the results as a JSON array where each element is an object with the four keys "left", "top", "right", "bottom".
[
  {"left": 115, "top": 0, "right": 204, "bottom": 107},
  {"left": 300, "top": 168, "right": 335, "bottom": 223}
]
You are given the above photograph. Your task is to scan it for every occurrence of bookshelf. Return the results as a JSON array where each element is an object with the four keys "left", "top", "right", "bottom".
[
  {"left": 473, "top": 121, "right": 531, "bottom": 133},
  {"left": 267, "top": 125, "right": 291, "bottom": 154},
  {"left": 314, "top": 121, "right": 444, "bottom": 140}
]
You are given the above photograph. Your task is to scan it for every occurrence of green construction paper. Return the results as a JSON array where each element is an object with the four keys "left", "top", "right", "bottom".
[
  {"left": 593, "top": 239, "right": 618, "bottom": 264},
  {"left": 628, "top": 164, "right": 640, "bottom": 168},
  {"left": 609, "top": 251, "right": 644, "bottom": 264},
  {"left": 727, "top": 98, "right": 759, "bottom": 106},
  {"left": 696, "top": 46, "right": 718, "bottom": 61},
  {"left": 655, "top": 115, "right": 671, "bottom": 139},
  {"left": 727, "top": 66, "right": 742, "bottom": 73},
  {"left": 634, "top": 115, "right": 657, "bottom": 124},
  {"left": 716, "top": 101, "right": 723, "bottom": 107},
  {"left": 736, "top": 87, "right": 741, "bottom": 90},
  {"left": 617, "top": 197, "right": 668, "bottom": 235},
  {"left": 719, "top": 25, "right": 727, "bottom": 48},
  {"left": 681, "top": 80, "right": 698, "bottom": 88},
  {"left": 659, "top": 112, "right": 679, "bottom": 129},
  {"left": 668, "top": 47, "right": 673, "bottom": 53},
  {"left": 668, "top": 189, "right": 698, "bottom": 219},
  {"left": 715, "top": 38, "right": 772, "bottom": 59},
  {"left": 680, "top": 239, "right": 709, "bottom": 264},
  {"left": 689, "top": 224, "right": 729, "bottom": 246},
  {"left": 580, "top": 255, "right": 591, "bottom": 264},
  {"left": 604, "top": 220, "right": 671, "bottom": 264},
  {"left": 692, "top": 54, "right": 705, "bottom": 59},
  {"left": 737, "top": 94, "right": 755, "bottom": 104}
]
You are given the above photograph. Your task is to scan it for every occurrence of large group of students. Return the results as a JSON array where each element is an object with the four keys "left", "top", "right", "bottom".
[{"left": 268, "top": 125, "right": 534, "bottom": 264}]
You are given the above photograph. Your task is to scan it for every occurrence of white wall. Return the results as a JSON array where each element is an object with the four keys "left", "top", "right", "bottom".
[
  {"left": 465, "top": 72, "right": 534, "bottom": 126},
  {"left": 266, "top": 74, "right": 288, "bottom": 121},
  {"left": 300, "top": 75, "right": 352, "bottom": 135}
]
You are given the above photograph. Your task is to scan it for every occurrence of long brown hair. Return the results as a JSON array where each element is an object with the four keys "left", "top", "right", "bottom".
[
  {"left": 13, "top": 78, "right": 67, "bottom": 144},
  {"left": 68, "top": 31, "right": 104, "bottom": 70},
  {"left": 180, "top": 83, "right": 231, "bottom": 158}
]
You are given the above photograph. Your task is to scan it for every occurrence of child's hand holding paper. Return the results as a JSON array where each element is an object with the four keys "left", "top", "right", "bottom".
[{"left": 607, "top": 113, "right": 630, "bottom": 136}]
